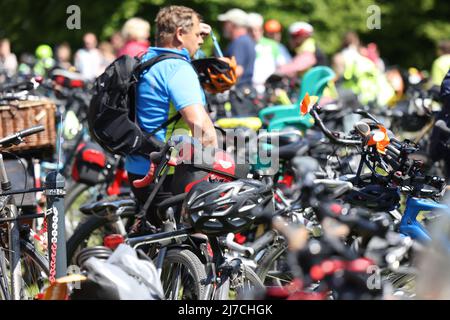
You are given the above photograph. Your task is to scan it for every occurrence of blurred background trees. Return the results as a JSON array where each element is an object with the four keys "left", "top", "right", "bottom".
[{"left": 1, "top": 0, "right": 449, "bottom": 70}]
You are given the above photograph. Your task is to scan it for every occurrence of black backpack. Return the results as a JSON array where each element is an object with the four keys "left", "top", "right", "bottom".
[{"left": 88, "top": 53, "right": 184, "bottom": 156}]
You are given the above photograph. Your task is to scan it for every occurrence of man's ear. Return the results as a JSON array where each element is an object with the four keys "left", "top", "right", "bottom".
[{"left": 175, "top": 26, "right": 184, "bottom": 45}]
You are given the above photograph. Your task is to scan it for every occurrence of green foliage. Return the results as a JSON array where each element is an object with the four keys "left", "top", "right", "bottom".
[{"left": 0, "top": 0, "right": 448, "bottom": 70}]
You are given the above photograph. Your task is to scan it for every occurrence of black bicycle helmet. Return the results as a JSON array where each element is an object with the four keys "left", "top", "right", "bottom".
[
  {"left": 183, "top": 179, "right": 273, "bottom": 236},
  {"left": 343, "top": 184, "right": 400, "bottom": 212}
]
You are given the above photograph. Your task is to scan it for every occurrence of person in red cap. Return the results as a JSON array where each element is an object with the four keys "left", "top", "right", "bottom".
[
  {"left": 276, "top": 21, "right": 327, "bottom": 77},
  {"left": 264, "top": 19, "right": 291, "bottom": 64}
]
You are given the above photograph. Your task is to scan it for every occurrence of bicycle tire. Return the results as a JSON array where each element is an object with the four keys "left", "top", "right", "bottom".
[
  {"left": 0, "top": 240, "right": 49, "bottom": 300},
  {"left": 65, "top": 182, "right": 94, "bottom": 237},
  {"left": 237, "top": 264, "right": 265, "bottom": 297},
  {"left": 160, "top": 248, "right": 208, "bottom": 300},
  {"left": 214, "top": 264, "right": 265, "bottom": 300},
  {"left": 256, "top": 244, "right": 292, "bottom": 287},
  {"left": 66, "top": 214, "right": 109, "bottom": 265},
  {"left": 66, "top": 195, "right": 133, "bottom": 264},
  {"left": 65, "top": 182, "right": 93, "bottom": 211}
]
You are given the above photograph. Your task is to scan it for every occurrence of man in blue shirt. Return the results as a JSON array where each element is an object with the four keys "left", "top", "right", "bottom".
[
  {"left": 219, "top": 8, "right": 256, "bottom": 88},
  {"left": 125, "top": 5, "right": 218, "bottom": 227},
  {"left": 218, "top": 8, "right": 258, "bottom": 116}
]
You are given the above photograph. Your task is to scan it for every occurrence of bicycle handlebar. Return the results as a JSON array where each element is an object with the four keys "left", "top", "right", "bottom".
[
  {"left": 310, "top": 106, "right": 361, "bottom": 146},
  {"left": 0, "top": 125, "right": 45, "bottom": 148},
  {"left": 0, "top": 80, "right": 35, "bottom": 93}
]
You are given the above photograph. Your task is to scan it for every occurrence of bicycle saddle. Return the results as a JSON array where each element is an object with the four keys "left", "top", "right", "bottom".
[{"left": 80, "top": 198, "right": 137, "bottom": 215}]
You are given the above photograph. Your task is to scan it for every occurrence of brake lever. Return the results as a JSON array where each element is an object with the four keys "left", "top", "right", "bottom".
[{"left": 354, "top": 109, "right": 381, "bottom": 124}]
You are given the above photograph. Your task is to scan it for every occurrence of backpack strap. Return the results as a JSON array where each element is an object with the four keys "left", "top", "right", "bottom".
[
  {"left": 133, "top": 52, "right": 188, "bottom": 156},
  {"left": 133, "top": 52, "right": 188, "bottom": 78}
]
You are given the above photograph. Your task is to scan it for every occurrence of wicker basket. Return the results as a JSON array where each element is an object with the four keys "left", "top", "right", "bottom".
[{"left": 0, "top": 99, "right": 57, "bottom": 152}]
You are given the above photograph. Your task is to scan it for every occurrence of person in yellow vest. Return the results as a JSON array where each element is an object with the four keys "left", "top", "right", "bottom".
[
  {"left": 431, "top": 40, "right": 450, "bottom": 87},
  {"left": 333, "top": 32, "right": 394, "bottom": 107}
]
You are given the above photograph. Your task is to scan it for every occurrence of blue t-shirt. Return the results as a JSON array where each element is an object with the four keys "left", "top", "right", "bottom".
[
  {"left": 125, "top": 47, "right": 205, "bottom": 175},
  {"left": 225, "top": 34, "right": 256, "bottom": 88}
]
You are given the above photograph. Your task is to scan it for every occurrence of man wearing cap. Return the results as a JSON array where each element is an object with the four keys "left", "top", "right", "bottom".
[
  {"left": 276, "top": 21, "right": 327, "bottom": 77},
  {"left": 218, "top": 8, "right": 256, "bottom": 89}
]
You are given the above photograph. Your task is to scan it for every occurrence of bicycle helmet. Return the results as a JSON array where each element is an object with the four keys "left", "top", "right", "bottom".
[
  {"left": 191, "top": 57, "right": 237, "bottom": 94},
  {"left": 264, "top": 19, "right": 282, "bottom": 34},
  {"left": 35, "top": 44, "right": 53, "bottom": 60},
  {"left": 288, "top": 22, "right": 313, "bottom": 38},
  {"left": 343, "top": 184, "right": 400, "bottom": 212},
  {"left": 183, "top": 179, "right": 273, "bottom": 236}
]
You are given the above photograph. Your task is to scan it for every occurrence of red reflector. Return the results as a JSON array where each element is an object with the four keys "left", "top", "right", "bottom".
[
  {"left": 103, "top": 234, "right": 125, "bottom": 250},
  {"left": 330, "top": 203, "right": 343, "bottom": 215},
  {"left": 206, "top": 242, "right": 214, "bottom": 258},
  {"left": 70, "top": 79, "right": 84, "bottom": 88},
  {"left": 310, "top": 265, "right": 325, "bottom": 281},
  {"left": 234, "top": 233, "right": 247, "bottom": 244}
]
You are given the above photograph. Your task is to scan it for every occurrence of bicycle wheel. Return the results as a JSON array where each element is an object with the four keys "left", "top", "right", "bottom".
[
  {"left": 64, "top": 182, "right": 105, "bottom": 237},
  {"left": 215, "top": 264, "right": 265, "bottom": 300},
  {"left": 256, "top": 244, "right": 293, "bottom": 287},
  {"left": 386, "top": 272, "right": 416, "bottom": 298},
  {"left": 160, "top": 248, "right": 208, "bottom": 300},
  {"left": 66, "top": 193, "right": 135, "bottom": 265},
  {"left": 0, "top": 240, "right": 49, "bottom": 300}
]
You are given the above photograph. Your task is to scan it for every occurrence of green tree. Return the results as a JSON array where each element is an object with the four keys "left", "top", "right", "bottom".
[{"left": 0, "top": 0, "right": 448, "bottom": 70}]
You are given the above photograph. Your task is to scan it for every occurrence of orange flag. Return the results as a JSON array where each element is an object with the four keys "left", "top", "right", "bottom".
[{"left": 300, "top": 93, "right": 311, "bottom": 115}]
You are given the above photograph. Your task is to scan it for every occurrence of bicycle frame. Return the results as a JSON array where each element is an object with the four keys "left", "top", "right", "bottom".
[
  {"left": 0, "top": 150, "right": 67, "bottom": 299},
  {"left": 399, "top": 196, "right": 450, "bottom": 243}
]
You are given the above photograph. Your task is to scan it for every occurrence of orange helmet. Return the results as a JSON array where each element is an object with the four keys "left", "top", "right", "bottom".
[
  {"left": 264, "top": 19, "right": 282, "bottom": 33},
  {"left": 192, "top": 56, "right": 237, "bottom": 94}
]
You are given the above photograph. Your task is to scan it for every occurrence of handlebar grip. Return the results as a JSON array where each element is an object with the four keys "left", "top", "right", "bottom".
[
  {"left": 0, "top": 125, "right": 45, "bottom": 147},
  {"left": 18, "top": 125, "right": 45, "bottom": 138},
  {"left": 386, "top": 144, "right": 400, "bottom": 157},
  {"left": 132, "top": 162, "right": 157, "bottom": 188},
  {"left": 249, "top": 230, "right": 277, "bottom": 255},
  {"left": 390, "top": 137, "right": 402, "bottom": 148}
]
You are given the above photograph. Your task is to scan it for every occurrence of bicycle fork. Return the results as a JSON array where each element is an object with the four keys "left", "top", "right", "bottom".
[
  {"left": 0, "top": 154, "right": 22, "bottom": 300},
  {"left": 8, "top": 204, "right": 22, "bottom": 300}
]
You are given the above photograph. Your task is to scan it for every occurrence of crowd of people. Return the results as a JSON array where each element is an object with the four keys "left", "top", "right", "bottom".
[
  {"left": 1, "top": 8, "right": 449, "bottom": 105},
  {"left": 0, "top": 17, "right": 151, "bottom": 83}
]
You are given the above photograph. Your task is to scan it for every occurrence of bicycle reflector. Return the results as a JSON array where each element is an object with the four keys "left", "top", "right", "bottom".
[{"left": 103, "top": 234, "right": 125, "bottom": 250}]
